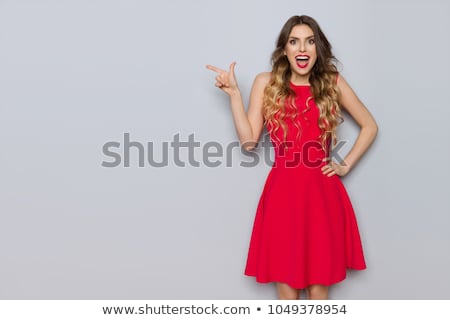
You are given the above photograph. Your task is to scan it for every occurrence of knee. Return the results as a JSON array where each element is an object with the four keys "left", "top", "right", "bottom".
[
  {"left": 277, "top": 283, "right": 300, "bottom": 300},
  {"left": 278, "top": 292, "right": 299, "bottom": 300},
  {"left": 307, "top": 285, "right": 329, "bottom": 300}
]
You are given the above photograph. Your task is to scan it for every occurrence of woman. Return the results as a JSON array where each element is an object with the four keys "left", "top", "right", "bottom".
[{"left": 207, "top": 15, "right": 378, "bottom": 300}]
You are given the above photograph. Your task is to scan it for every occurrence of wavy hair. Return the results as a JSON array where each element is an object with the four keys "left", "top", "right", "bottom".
[{"left": 263, "top": 15, "right": 343, "bottom": 151}]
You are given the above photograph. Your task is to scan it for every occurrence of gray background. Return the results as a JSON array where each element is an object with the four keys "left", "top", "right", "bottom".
[{"left": 1, "top": 0, "right": 449, "bottom": 299}]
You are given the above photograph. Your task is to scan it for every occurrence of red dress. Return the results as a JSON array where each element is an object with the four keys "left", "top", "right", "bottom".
[{"left": 244, "top": 83, "right": 366, "bottom": 289}]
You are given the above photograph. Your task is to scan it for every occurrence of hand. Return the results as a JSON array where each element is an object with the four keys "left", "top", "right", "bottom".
[
  {"left": 206, "top": 62, "right": 239, "bottom": 95},
  {"left": 321, "top": 159, "right": 351, "bottom": 177}
]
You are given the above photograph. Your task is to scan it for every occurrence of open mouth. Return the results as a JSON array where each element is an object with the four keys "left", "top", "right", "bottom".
[{"left": 295, "top": 55, "right": 310, "bottom": 68}]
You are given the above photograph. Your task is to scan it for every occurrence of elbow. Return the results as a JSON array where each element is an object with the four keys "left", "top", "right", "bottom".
[
  {"left": 372, "top": 121, "right": 379, "bottom": 138},
  {"left": 360, "top": 121, "right": 378, "bottom": 142},
  {"left": 366, "top": 122, "right": 378, "bottom": 144},
  {"left": 241, "top": 141, "right": 258, "bottom": 152}
]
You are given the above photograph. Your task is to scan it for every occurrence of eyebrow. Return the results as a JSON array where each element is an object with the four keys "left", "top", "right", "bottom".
[{"left": 289, "top": 35, "right": 315, "bottom": 40}]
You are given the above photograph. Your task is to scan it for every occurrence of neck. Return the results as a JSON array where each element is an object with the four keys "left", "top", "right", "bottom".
[{"left": 290, "top": 74, "right": 310, "bottom": 86}]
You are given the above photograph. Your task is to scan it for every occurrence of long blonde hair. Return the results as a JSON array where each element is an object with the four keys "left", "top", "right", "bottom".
[{"left": 263, "top": 15, "right": 343, "bottom": 151}]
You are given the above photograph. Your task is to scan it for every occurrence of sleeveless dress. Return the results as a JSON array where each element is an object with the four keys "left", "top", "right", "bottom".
[{"left": 244, "top": 82, "right": 366, "bottom": 289}]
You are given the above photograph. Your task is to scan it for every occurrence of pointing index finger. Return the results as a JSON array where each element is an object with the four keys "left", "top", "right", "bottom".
[{"left": 206, "top": 64, "right": 224, "bottom": 73}]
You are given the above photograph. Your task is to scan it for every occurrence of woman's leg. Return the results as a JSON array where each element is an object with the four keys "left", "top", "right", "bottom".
[
  {"left": 276, "top": 282, "right": 300, "bottom": 300},
  {"left": 306, "top": 284, "right": 329, "bottom": 300}
]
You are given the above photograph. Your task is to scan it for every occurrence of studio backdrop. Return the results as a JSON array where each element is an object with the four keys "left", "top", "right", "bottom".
[{"left": 0, "top": 0, "right": 449, "bottom": 299}]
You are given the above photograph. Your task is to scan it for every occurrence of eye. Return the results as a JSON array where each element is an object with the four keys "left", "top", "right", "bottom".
[
  {"left": 308, "top": 38, "right": 316, "bottom": 45},
  {"left": 289, "top": 39, "right": 297, "bottom": 45}
]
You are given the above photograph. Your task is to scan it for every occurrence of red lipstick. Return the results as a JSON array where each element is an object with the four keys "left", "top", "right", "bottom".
[{"left": 295, "top": 54, "right": 310, "bottom": 69}]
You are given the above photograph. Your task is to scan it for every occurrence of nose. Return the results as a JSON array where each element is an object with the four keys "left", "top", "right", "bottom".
[{"left": 299, "top": 42, "right": 306, "bottom": 52}]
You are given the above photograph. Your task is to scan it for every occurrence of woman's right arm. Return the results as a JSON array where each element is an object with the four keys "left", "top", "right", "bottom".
[{"left": 206, "top": 62, "right": 270, "bottom": 151}]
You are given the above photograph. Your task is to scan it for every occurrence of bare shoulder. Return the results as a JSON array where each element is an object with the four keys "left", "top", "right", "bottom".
[
  {"left": 254, "top": 71, "right": 272, "bottom": 85},
  {"left": 336, "top": 74, "right": 359, "bottom": 103},
  {"left": 248, "top": 72, "right": 270, "bottom": 113},
  {"left": 336, "top": 73, "right": 350, "bottom": 89}
]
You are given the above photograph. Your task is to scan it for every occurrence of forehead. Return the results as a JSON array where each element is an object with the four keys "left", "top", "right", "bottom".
[{"left": 289, "top": 24, "right": 314, "bottom": 38}]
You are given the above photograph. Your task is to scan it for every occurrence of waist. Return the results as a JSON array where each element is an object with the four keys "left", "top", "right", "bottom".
[{"left": 274, "top": 150, "right": 326, "bottom": 168}]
